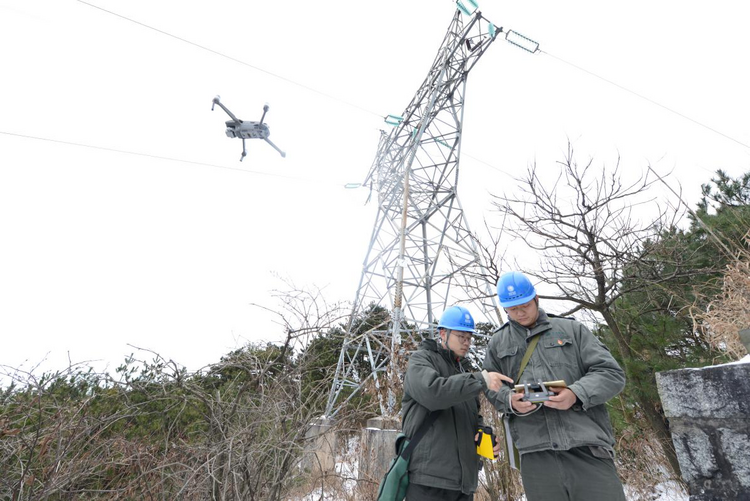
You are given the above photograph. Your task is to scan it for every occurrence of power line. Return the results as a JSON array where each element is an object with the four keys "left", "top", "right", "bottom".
[
  {"left": 76, "top": 1, "right": 749, "bottom": 168},
  {"left": 540, "top": 49, "right": 750, "bottom": 151},
  {"left": 16, "top": 1, "right": 744, "bottom": 186},
  {"left": 76, "top": 0, "right": 383, "bottom": 120},
  {"left": 0, "top": 130, "right": 351, "bottom": 188},
  {"left": 3, "top": 1, "right": 510, "bottom": 183}
]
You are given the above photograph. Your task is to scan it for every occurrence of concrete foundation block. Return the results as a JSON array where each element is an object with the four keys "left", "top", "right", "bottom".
[
  {"left": 358, "top": 416, "right": 401, "bottom": 484},
  {"left": 302, "top": 416, "right": 337, "bottom": 475}
]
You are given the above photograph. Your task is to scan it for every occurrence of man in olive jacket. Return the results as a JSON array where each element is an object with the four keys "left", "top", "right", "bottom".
[
  {"left": 484, "top": 272, "right": 627, "bottom": 500},
  {"left": 401, "top": 305, "right": 508, "bottom": 501}
]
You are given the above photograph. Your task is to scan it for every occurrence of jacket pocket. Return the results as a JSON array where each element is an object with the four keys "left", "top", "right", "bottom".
[
  {"left": 588, "top": 445, "right": 615, "bottom": 460},
  {"left": 495, "top": 346, "right": 520, "bottom": 378},
  {"left": 497, "top": 346, "right": 518, "bottom": 357},
  {"left": 542, "top": 335, "right": 576, "bottom": 368}
]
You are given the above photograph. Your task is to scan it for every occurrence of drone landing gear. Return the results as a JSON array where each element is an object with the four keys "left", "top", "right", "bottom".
[
  {"left": 264, "top": 138, "right": 286, "bottom": 158},
  {"left": 240, "top": 138, "right": 284, "bottom": 161}
]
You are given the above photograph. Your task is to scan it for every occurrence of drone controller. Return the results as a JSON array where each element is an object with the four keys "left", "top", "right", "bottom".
[{"left": 514, "top": 380, "right": 566, "bottom": 404}]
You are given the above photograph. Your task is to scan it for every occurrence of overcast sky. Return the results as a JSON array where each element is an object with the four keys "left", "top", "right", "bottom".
[{"left": 2, "top": 0, "right": 749, "bottom": 377}]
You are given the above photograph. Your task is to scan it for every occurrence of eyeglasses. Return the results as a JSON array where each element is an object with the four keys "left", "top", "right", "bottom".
[{"left": 452, "top": 332, "right": 473, "bottom": 344}]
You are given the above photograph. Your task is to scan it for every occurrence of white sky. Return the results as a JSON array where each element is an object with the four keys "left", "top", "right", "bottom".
[{"left": 2, "top": 0, "right": 749, "bottom": 376}]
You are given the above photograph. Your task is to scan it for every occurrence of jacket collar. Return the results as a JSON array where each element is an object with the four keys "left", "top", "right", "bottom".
[
  {"left": 421, "top": 337, "right": 454, "bottom": 357},
  {"left": 420, "top": 337, "right": 469, "bottom": 369}
]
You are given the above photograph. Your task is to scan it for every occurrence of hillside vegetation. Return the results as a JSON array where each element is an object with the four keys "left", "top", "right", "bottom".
[{"left": 2, "top": 168, "right": 748, "bottom": 500}]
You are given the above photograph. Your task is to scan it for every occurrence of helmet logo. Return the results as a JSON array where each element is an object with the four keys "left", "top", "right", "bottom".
[
  {"left": 465, "top": 314, "right": 471, "bottom": 322},
  {"left": 507, "top": 285, "right": 515, "bottom": 293}
]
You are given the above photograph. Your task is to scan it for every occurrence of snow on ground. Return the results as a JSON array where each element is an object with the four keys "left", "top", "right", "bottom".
[
  {"left": 297, "top": 480, "right": 688, "bottom": 500},
  {"left": 294, "top": 451, "right": 689, "bottom": 500},
  {"left": 684, "top": 353, "right": 750, "bottom": 370},
  {"left": 336, "top": 435, "right": 360, "bottom": 497},
  {"left": 626, "top": 481, "right": 688, "bottom": 501},
  {"left": 295, "top": 435, "right": 360, "bottom": 501},
  {"left": 503, "top": 481, "right": 687, "bottom": 501}
]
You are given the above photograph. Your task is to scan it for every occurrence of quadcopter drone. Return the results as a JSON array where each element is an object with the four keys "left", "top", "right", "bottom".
[{"left": 211, "top": 95, "right": 286, "bottom": 161}]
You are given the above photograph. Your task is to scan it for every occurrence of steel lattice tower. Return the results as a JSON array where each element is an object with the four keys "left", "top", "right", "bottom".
[{"left": 325, "top": 7, "right": 502, "bottom": 418}]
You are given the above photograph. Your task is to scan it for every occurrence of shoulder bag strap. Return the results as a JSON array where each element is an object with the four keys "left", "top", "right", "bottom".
[
  {"left": 516, "top": 335, "right": 540, "bottom": 381},
  {"left": 502, "top": 334, "right": 541, "bottom": 471},
  {"left": 400, "top": 410, "right": 441, "bottom": 460}
]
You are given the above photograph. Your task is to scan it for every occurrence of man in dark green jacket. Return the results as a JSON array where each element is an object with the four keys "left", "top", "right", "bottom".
[
  {"left": 484, "top": 271, "right": 627, "bottom": 500},
  {"left": 401, "top": 305, "right": 509, "bottom": 500}
]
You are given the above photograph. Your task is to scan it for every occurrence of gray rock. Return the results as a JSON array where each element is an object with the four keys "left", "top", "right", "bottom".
[
  {"left": 656, "top": 363, "right": 750, "bottom": 500},
  {"left": 657, "top": 363, "right": 750, "bottom": 420}
]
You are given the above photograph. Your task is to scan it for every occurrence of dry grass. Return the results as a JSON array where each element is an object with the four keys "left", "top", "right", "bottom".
[
  {"left": 615, "top": 425, "right": 684, "bottom": 500},
  {"left": 701, "top": 252, "right": 750, "bottom": 360}
]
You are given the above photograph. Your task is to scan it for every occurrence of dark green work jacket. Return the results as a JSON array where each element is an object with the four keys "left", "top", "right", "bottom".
[
  {"left": 483, "top": 309, "right": 625, "bottom": 456},
  {"left": 401, "top": 338, "right": 487, "bottom": 494}
]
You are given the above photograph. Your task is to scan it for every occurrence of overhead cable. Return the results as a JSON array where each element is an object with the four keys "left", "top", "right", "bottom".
[
  {"left": 62, "top": 2, "right": 750, "bottom": 173},
  {"left": 77, "top": 1, "right": 749, "bottom": 152},
  {"left": 540, "top": 50, "right": 750, "bottom": 150},
  {"left": 0, "top": 130, "right": 346, "bottom": 187},
  {"left": 76, "top": 0, "right": 383, "bottom": 119}
]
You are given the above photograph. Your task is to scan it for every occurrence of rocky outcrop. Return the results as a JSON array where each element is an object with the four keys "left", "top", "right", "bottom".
[{"left": 656, "top": 362, "right": 750, "bottom": 501}]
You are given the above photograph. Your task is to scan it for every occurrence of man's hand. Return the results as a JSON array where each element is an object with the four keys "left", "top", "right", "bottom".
[
  {"left": 482, "top": 370, "right": 513, "bottom": 392},
  {"left": 493, "top": 438, "right": 502, "bottom": 459},
  {"left": 474, "top": 431, "right": 502, "bottom": 460},
  {"left": 543, "top": 387, "right": 577, "bottom": 410},
  {"left": 510, "top": 391, "right": 537, "bottom": 414}
]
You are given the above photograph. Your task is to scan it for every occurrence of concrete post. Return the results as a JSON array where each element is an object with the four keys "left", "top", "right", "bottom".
[
  {"left": 656, "top": 361, "right": 750, "bottom": 500},
  {"left": 359, "top": 416, "right": 401, "bottom": 489},
  {"left": 301, "top": 416, "right": 337, "bottom": 475}
]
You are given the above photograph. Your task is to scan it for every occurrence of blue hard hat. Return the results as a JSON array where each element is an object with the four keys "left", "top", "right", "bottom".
[
  {"left": 437, "top": 305, "right": 476, "bottom": 332},
  {"left": 497, "top": 271, "right": 537, "bottom": 308}
]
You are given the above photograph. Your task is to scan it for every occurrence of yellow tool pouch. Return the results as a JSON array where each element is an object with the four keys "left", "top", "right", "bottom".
[{"left": 475, "top": 425, "right": 498, "bottom": 460}]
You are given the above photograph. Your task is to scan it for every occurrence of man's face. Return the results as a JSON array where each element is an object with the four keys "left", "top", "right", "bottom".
[
  {"left": 505, "top": 297, "right": 539, "bottom": 327},
  {"left": 441, "top": 329, "right": 472, "bottom": 357}
]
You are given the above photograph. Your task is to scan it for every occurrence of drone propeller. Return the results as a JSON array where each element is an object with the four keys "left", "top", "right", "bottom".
[{"left": 211, "top": 95, "right": 241, "bottom": 123}]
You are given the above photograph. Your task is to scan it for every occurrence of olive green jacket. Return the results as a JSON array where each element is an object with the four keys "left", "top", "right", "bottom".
[
  {"left": 483, "top": 310, "right": 625, "bottom": 455},
  {"left": 401, "top": 338, "right": 487, "bottom": 494}
]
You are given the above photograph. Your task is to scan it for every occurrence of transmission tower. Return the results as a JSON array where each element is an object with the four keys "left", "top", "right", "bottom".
[{"left": 325, "top": 6, "right": 503, "bottom": 419}]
